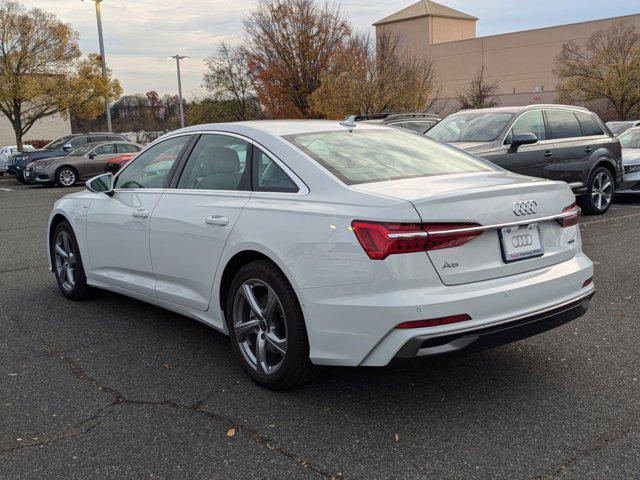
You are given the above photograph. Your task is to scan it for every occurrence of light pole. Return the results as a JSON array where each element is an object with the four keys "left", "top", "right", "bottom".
[
  {"left": 83, "top": 0, "right": 112, "bottom": 132},
  {"left": 167, "top": 55, "right": 189, "bottom": 128}
]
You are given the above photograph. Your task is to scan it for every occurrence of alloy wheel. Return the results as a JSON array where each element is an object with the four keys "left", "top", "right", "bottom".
[
  {"left": 232, "top": 279, "right": 288, "bottom": 375},
  {"left": 591, "top": 171, "right": 613, "bottom": 211},
  {"left": 54, "top": 230, "right": 77, "bottom": 292},
  {"left": 58, "top": 169, "right": 76, "bottom": 187}
]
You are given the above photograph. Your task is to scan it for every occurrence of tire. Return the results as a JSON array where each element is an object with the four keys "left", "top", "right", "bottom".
[
  {"left": 578, "top": 166, "right": 614, "bottom": 215},
  {"left": 226, "top": 260, "right": 318, "bottom": 390},
  {"left": 55, "top": 167, "right": 77, "bottom": 187},
  {"left": 15, "top": 174, "right": 28, "bottom": 184},
  {"left": 51, "top": 221, "right": 92, "bottom": 300}
]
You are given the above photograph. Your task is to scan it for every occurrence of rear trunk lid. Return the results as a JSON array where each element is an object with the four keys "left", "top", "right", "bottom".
[{"left": 352, "top": 171, "right": 579, "bottom": 285}]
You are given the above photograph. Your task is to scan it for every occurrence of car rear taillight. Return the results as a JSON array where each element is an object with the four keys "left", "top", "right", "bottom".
[
  {"left": 351, "top": 221, "right": 482, "bottom": 260},
  {"left": 556, "top": 203, "right": 581, "bottom": 227},
  {"left": 395, "top": 314, "right": 472, "bottom": 329}
]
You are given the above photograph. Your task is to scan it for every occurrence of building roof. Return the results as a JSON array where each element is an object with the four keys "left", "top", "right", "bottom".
[{"left": 373, "top": 1, "right": 478, "bottom": 26}]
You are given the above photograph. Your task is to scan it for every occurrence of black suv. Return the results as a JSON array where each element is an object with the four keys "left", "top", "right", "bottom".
[
  {"left": 426, "top": 105, "right": 622, "bottom": 214},
  {"left": 7, "top": 132, "right": 131, "bottom": 183},
  {"left": 354, "top": 113, "right": 441, "bottom": 134}
]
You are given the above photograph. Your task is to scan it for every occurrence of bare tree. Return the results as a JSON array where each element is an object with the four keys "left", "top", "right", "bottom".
[
  {"left": 244, "top": 0, "right": 351, "bottom": 118},
  {"left": 554, "top": 22, "right": 640, "bottom": 120},
  {"left": 311, "top": 31, "right": 440, "bottom": 118},
  {"left": 457, "top": 65, "right": 500, "bottom": 109},
  {"left": 203, "top": 42, "right": 256, "bottom": 120}
]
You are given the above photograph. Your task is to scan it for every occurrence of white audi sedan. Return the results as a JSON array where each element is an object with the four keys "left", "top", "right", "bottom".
[{"left": 46, "top": 121, "right": 594, "bottom": 389}]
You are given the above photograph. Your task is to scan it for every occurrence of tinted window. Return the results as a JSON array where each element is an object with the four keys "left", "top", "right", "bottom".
[
  {"left": 285, "top": 129, "right": 494, "bottom": 185},
  {"left": 68, "top": 136, "right": 88, "bottom": 148},
  {"left": 93, "top": 143, "right": 116, "bottom": 155},
  {"left": 607, "top": 122, "right": 635, "bottom": 135},
  {"left": 427, "top": 113, "right": 512, "bottom": 142},
  {"left": 618, "top": 129, "right": 640, "bottom": 148},
  {"left": 118, "top": 143, "right": 140, "bottom": 154},
  {"left": 254, "top": 149, "right": 298, "bottom": 193},
  {"left": 505, "top": 110, "right": 546, "bottom": 144},
  {"left": 546, "top": 110, "right": 582, "bottom": 139},
  {"left": 116, "top": 136, "right": 189, "bottom": 189},
  {"left": 576, "top": 114, "right": 604, "bottom": 136},
  {"left": 177, "top": 135, "right": 250, "bottom": 191},
  {"left": 44, "top": 136, "right": 75, "bottom": 149}
]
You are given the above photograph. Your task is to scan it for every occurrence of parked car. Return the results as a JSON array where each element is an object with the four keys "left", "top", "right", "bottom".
[
  {"left": 0, "top": 145, "right": 34, "bottom": 173},
  {"left": 606, "top": 120, "right": 640, "bottom": 136},
  {"left": 25, "top": 141, "right": 142, "bottom": 187},
  {"left": 354, "top": 113, "right": 441, "bottom": 134},
  {"left": 6, "top": 133, "right": 131, "bottom": 183},
  {"left": 426, "top": 105, "right": 622, "bottom": 215},
  {"left": 47, "top": 121, "right": 594, "bottom": 389},
  {"left": 104, "top": 153, "right": 137, "bottom": 174},
  {"left": 615, "top": 126, "right": 640, "bottom": 194}
]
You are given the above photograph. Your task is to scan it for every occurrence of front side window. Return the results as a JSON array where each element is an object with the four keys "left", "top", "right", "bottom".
[
  {"left": 545, "top": 110, "right": 582, "bottom": 139},
  {"left": 505, "top": 110, "right": 546, "bottom": 144},
  {"left": 116, "top": 135, "right": 190, "bottom": 189},
  {"left": 93, "top": 143, "right": 116, "bottom": 155},
  {"left": 177, "top": 135, "right": 250, "bottom": 191},
  {"left": 619, "top": 129, "right": 640, "bottom": 148},
  {"left": 254, "top": 149, "right": 298, "bottom": 193},
  {"left": 576, "top": 113, "right": 604, "bottom": 137},
  {"left": 427, "top": 113, "right": 513, "bottom": 143},
  {"left": 68, "top": 136, "right": 88, "bottom": 148},
  {"left": 285, "top": 129, "right": 494, "bottom": 185},
  {"left": 44, "top": 136, "right": 74, "bottom": 149}
]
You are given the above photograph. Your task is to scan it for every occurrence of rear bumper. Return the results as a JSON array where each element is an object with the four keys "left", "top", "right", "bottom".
[{"left": 394, "top": 292, "right": 593, "bottom": 359}]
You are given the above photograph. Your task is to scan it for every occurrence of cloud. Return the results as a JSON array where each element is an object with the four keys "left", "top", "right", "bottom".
[{"left": 19, "top": 0, "right": 640, "bottom": 97}]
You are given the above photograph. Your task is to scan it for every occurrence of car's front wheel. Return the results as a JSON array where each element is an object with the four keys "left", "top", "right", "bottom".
[
  {"left": 226, "top": 260, "right": 317, "bottom": 390},
  {"left": 579, "top": 166, "right": 614, "bottom": 215},
  {"left": 56, "top": 167, "right": 77, "bottom": 187},
  {"left": 52, "top": 221, "right": 91, "bottom": 300}
]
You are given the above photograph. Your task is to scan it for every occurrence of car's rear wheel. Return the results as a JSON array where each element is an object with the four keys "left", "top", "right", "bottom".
[
  {"left": 226, "top": 260, "right": 317, "bottom": 390},
  {"left": 52, "top": 221, "right": 91, "bottom": 300},
  {"left": 56, "top": 167, "right": 77, "bottom": 187},
  {"left": 15, "top": 173, "right": 28, "bottom": 184},
  {"left": 579, "top": 167, "right": 614, "bottom": 215}
]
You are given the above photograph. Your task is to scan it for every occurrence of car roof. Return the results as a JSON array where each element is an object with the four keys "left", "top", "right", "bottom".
[
  {"left": 455, "top": 104, "right": 592, "bottom": 115},
  {"left": 176, "top": 120, "right": 389, "bottom": 137}
]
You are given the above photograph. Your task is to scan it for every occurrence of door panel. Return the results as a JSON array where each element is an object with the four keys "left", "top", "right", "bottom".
[
  {"left": 85, "top": 191, "right": 164, "bottom": 296},
  {"left": 150, "top": 191, "right": 250, "bottom": 310}
]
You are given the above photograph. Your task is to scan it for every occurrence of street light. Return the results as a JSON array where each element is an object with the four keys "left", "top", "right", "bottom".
[
  {"left": 167, "top": 55, "right": 190, "bottom": 128},
  {"left": 82, "top": 0, "right": 112, "bottom": 132}
]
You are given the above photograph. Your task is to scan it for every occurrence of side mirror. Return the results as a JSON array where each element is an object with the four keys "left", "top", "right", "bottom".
[
  {"left": 88, "top": 154, "right": 96, "bottom": 159},
  {"left": 510, "top": 133, "right": 538, "bottom": 151},
  {"left": 86, "top": 173, "right": 114, "bottom": 195},
  {"left": 62, "top": 144, "right": 73, "bottom": 152}
]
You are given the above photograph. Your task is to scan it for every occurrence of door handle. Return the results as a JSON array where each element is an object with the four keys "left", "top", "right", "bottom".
[
  {"left": 205, "top": 215, "right": 229, "bottom": 226},
  {"left": 544, "top": 150, "right": 553, "bottom": 158},
  {"left": 132, "top": 209, "right": 150, "bottom": 218}
]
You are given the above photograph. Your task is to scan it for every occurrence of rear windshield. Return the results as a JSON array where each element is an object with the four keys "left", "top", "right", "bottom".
[
  {"left": 284, "top": 129, "right": 494, "bottom": 185},
  {"left": 427, "top": 113, "right": 513, "bottom": 143}
]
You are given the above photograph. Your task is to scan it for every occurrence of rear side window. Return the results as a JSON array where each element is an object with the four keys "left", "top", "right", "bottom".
[
  {"left": 118, "top": 143, "right": 140, "bottom": 154},
  {"left": 93, "top": 143, "right": 116, "bottom": 155},
  {"left": 253, "top": 149, "right": 299, "bottom": 193},
  {"left": 576, "top": 114, "right": 604, "bottom": 136},
  {"left": 545, "top": 110, "right": 582, "bottom": 139}
]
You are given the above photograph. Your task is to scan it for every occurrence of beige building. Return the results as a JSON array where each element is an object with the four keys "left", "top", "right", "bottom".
[
  {"left": 0, "top": 114, "right": 71, "bottom": 147},
  {"left": 374, "top": 1, "right": 640, "bottom": 112}
]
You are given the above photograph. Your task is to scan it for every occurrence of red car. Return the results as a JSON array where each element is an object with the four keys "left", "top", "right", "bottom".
[{"left": 104, "top": 153, "right": 137, "bottom": 174}]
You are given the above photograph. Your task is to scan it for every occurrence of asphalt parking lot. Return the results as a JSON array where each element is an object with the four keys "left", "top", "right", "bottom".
[{"left": 1, "top": 176, "right": 639, "bottom": 480}]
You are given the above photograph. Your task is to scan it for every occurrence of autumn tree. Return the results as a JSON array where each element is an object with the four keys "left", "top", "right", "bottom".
[
  {"left": 311, "top": 32, "right": 440, "bottom": 118},
  {"left": 554, "top": 22, "right": 640, "bottom": 120},
  {"left": 0, "top": 1, "right": 122, "bottom": 149},
  {"left": 244, "top": 0, "right": 351, "bottom": 118},
  {"left": 203, "top": 42, "right": 259, "bottom": 120},
  {"left": 457, "top": 65, "right": 500, "bottom": 109}
]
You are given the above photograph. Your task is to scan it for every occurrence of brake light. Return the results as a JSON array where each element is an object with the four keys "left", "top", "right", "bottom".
[
  {"left": 395, "top": 314, "right": 472, "bottom": 329},
  {"left": 351, "top": 221, "right": 482, "bottom": 260},
  {"left": 556, "top": 203, "right": 581, "bottom": 227}
]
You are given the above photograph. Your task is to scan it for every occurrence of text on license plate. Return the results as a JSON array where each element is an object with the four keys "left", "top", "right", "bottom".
[{"left": 499, "top": 224, "right": 544, "bottom": 262}]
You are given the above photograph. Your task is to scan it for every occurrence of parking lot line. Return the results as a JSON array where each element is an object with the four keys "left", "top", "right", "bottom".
[{"left": 581, "top": 211, "right": 640, "bottom": 226}]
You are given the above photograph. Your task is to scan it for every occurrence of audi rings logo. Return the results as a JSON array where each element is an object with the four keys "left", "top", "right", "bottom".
[
  {"left": 512, "top": 234, "right": 534, "bottom": 248},
  {"left": 512, "top": 200, "right": 538, "bottom": 216}
]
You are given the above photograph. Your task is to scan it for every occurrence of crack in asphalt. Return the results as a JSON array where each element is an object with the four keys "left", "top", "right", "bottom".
[
  {"left": 2, "top": 311, "right": 342, "bottom": 480},
  {"left": 537, "top": 425, "right": 636, "bottom": 479}
]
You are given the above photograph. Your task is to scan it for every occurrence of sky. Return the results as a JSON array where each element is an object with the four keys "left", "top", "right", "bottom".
[{"left": 19, "top": 0, "right": 640, "bottom": 99}]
